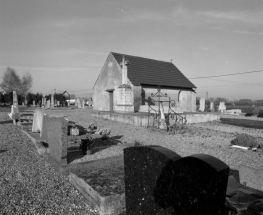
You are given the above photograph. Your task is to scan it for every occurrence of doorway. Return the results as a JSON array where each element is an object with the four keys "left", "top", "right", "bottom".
[{"left": 109, "top": 91, "right": 113, "bottom": 111}]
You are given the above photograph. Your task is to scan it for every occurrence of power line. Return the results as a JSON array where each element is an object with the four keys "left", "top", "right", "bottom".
[{"left": 189, "top": 69, "right": 263, "bottom": 79}]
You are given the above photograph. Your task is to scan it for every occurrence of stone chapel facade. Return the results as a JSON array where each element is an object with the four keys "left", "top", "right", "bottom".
[{"left": 93, "top": 52, "right": 197, "bottom": 113}]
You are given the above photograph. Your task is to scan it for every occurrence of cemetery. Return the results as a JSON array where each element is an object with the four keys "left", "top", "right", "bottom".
[{"left": 0, "top": 90, "right": 263, "bottom": 214}]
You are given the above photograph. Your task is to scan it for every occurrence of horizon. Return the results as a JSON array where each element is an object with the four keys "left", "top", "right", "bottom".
[{"left": 1, "top": 0, "right": 262, "bottom": 100}]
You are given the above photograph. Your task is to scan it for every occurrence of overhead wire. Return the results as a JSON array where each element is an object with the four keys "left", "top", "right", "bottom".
[{"left": 189, "top": 69, "right": 263, "bottom": 79}]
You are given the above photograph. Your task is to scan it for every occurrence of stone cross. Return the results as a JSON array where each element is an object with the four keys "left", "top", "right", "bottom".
[{"left": 120, "top": 55, "right": 130, "bottom": 85}]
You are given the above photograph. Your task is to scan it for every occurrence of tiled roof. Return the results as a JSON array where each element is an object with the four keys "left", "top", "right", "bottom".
[{"left": 111, "top": 52, "right": 196, "bottom": 89}]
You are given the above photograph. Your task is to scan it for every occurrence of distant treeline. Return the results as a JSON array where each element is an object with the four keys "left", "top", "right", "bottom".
[{"left": 0, "top": 92, "right": 67, "bottom": 106}]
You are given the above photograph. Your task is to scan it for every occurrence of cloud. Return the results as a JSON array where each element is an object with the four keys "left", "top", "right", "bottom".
[
  {"left": 199, "top": 10, "right": 263, "bottom": 26},
  {"left": 116, "top": 7, "right": 126, "bottom": 14}
]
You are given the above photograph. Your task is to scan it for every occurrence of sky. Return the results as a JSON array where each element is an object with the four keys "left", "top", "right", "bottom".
[{"left": 0, "top": 0, "right": 262, "bottom": 100}]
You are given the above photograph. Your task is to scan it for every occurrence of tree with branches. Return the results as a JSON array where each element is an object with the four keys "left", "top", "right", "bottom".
[{"left": 0, "top": 67, "right": 33, "bottom": 104}]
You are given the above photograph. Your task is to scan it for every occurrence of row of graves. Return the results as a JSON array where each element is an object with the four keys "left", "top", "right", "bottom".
[
  {"left": 40, "top": 96, "right": 87, "bottom": 109},
  {"left": 8, "top": 91, "right": 87, "bottom": 126},
  {"left": 198, "top": 98, "right": 263, "bottom": 118},
  {"left": 8, "top": 93, "right": 263, "bottom": 214}
]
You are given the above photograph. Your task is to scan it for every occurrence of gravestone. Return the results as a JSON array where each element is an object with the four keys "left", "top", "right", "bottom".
[
  {"left": 46, "top": 100, "right": 50, "bottom": 108},
  {"left": 210, "top": 101, "right": 214, "bottom": 112},
  {"left": 51, "top": 94, "right": 54, "bottom": 108},
  {"left": 32, "top": 109, "right": 44, "bottom": 133},
  {"left": 57, "top": 100, "right": 60, "bottom": 106},
  {"left": 82, "top": 98, "right": 85, "bottom": 108},
  {"left": 199, "top": 98, "right": 205, "bottom": 112},
  {"left": 77, "top": 98, "right": 81, "bottom": 108},
  {"left": 124, "top": 146, "right": 229, "bottom": 215},
  {"left": 41, "top": 114, "right": 68, "bottom": 163},
  {"left": 43, "top": 97, "right": 47, "bottom": 107},
  {"left": 75, "top": 98, "right": 77, "bottom": 107},
  {"left": 218, "top": 102, "right": 226, "bottom": 113},
  {"left": 33, "top": 100, "right": 35, "bottom": 106},
  {"left": 8, "top": 91, "right": 20, "bottom": 124}
]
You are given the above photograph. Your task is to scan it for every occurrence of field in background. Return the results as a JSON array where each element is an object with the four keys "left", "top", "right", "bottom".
[{"left": 226, "top": 106, "right": 255, "bottom": 113}]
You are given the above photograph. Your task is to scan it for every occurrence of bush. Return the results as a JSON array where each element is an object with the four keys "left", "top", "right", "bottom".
[
  {"left": 252, "top": 107, "right": 263, "bottom": 115},
  {"left": 231, "top": 133, "right": 263, "bottom": 148}
]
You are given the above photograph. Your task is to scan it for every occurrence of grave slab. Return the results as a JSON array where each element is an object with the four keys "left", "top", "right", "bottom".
[
  {"left": 239, "top": 165, "right": 263, "bottom": 191},
  {"left": 68, "top": 156, "right": 125, "bottom": 215}
]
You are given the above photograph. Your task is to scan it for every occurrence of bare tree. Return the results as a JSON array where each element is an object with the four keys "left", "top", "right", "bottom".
[{"left": 21, "top": 71, "right": 33, "bottom": 95}]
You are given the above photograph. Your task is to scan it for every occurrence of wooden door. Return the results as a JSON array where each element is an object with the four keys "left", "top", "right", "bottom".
[{"left": 109, "top": 91, "right": 113, "bottom": 111}]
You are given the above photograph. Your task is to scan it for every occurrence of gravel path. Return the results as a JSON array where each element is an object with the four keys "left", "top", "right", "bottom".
[
  {"left": 43, "top": 108, "right": 263, "bottom": 170},
  {"left": 0, "top": 112, "right": 99, "bottom": 215}
]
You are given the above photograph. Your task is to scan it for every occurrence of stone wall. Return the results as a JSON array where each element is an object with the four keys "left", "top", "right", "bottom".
[{"left": 141, "top": 87, "right": 196, "bottom": 112}]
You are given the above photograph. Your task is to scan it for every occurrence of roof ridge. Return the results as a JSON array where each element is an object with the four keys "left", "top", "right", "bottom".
[{"left": 111, "top": 52, "right": 173, "bottom": 64}]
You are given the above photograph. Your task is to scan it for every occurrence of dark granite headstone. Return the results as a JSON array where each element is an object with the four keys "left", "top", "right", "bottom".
[
  {"left": 124, "top": 145, "right": 181, "bottom": 214},
  {"left": 124, "top": 146, "right": 230, "bottom": 215},
  {"left": 170, "top": 154, "right": 229, "bottom": 215}
]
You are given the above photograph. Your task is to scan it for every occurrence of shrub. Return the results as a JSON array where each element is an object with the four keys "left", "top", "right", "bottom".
[{"left": 231, "top": 133, "right": 263, "bottom": 148}]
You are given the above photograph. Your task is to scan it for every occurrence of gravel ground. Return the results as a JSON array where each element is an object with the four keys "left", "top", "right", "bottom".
[
  {"left": 43, "top": 108, "right": 263, "bottom": 170},
  {"left": 1, "top": 108, "right": 263, "bottom": 214},
  {"left": 0, "top": 112, "right": 99, "bottom": 215}
]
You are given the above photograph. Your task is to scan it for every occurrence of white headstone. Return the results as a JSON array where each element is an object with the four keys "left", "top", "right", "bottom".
[
  {"left": 82, "top": 98, "right": 85, "bottom": 108},
  {"left": 77, "top": 98, "right": 81, "bottom": 108},
  {"left": 57, "top": 101, "right": 60, "bottom": 106},
  {"left": 218, "top": 102, "right": 226, "bottom": 113},
  {"left": 8, "top": 91, "right": 20, "bottom": 124},
  {"left": 33, "top": 100, "right": 35, "bottom": 106},
  {"left": 46, "top": 100, "right": 50, "bottom": 108},
  {"left": 199, "top": 98, "right": 205, "bottom": 112},
  {"left": 210, "top": 102, "right": 214, "bottom": 112},
  {"left": 51, "top": 94, "right": 54, "bottom": 108}
]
